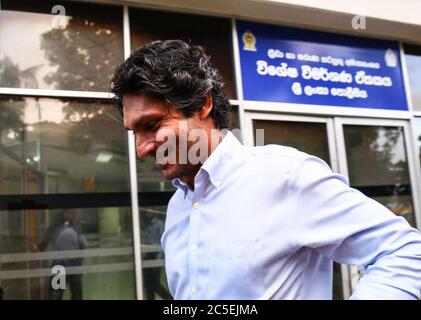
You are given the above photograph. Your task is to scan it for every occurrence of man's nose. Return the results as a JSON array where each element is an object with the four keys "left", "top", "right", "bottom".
[{"left": 136, "top": 136, "right": 157, "bottom": 159}]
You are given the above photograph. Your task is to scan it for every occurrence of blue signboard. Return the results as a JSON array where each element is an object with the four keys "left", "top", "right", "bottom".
[{"left": 236, "top": 20, "right": 408, "bottom": 110}]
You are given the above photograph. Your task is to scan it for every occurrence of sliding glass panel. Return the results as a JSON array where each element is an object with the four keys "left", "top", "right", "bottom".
[{"left": 343, "top": 125, "right": 415, "bottom": 227}]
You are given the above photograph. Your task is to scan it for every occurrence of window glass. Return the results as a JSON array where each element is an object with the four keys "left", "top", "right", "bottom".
[
  {"left": 0, "top": 207, "right": 135, "bottom": 300},
  {"left": 343, "top": 125, "right": 415, "bottom": 227},
  {"left": 0, "top": 0, "right": 123, "bottom": 91},
  {"left": 404, "top": 44, "right": 421, "bottom": 110},
  {"left": 0, "top": 97, "right": 129, "bottom": 195},
  {"left": 136, "top": 156, "right": 173, "bottom": 300},
  {"left": 140, "top": 205, "right": 172, "bottom": 300},
  {"left": 130, "top": 7, "right": 236, "bottom": 99},
  {"left": 253, "top": 120, "right": 330, "bottom": 165}
]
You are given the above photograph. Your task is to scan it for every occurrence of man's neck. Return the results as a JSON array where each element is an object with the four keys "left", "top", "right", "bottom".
[{"left": 181, "top": 129, "right": 225, "bottom": 191}]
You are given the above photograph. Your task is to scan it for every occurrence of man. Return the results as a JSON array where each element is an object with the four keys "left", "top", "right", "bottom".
[
  {"left": 35, "top": 209, "right": 87, "bottom": 300},
  {"left": 110, "top": 40, "right": 421, "bottom": 299}
]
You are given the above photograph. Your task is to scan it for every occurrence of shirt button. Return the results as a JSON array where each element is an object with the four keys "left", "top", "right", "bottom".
[
  {"left": 214, "top": 179, "right": 221, "bottom": 187},
  {"left": 193, "top": 201, "right": 200, "bottom": 209},
  {"left": 190, "top": 244, "right": 197, "bottom": 253},
  {"left": 191, "top": 287, "right": 197, "bottom": 296}
]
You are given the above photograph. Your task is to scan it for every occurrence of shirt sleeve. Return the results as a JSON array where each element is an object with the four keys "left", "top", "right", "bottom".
[{"left": 288, "top": 155, "right": 421, "bottom": 300}]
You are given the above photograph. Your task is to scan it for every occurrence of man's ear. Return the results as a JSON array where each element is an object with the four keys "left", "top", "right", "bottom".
[{"left": 198, "top": 94, "right": 213, "bottom": 121}]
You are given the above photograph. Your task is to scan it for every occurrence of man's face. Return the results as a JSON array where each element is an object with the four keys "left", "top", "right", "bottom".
[
  {"left": 64, "top": 209, "right": 77, "bottom": 224},
  {"left": 123, "top": 94, "right": 205, "bottom": 181}
]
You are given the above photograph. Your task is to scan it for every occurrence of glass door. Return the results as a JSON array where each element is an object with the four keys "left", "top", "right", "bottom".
[
  {"left": 244, "top": 112, "right": 347, "bottom": 299},
  {"left": 334, "top": 117, "right": 420, "bottom": 291}
]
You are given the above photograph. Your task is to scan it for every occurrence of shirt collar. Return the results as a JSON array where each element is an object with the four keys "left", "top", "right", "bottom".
[
  {"left": 172, "top": 130, "right": 243, "bottom": 196},
  {"left": 172, "top": 178, "right": 190, "bottom": 198}
]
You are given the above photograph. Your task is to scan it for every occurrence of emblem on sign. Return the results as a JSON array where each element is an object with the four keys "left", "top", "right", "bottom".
[
  {"left": 291, "top": 82, "right": 303, "bottom": 96},
  {"left": 242, "top": 31, "right": 257, "bottom": 51},
  {"left": 385, "top": 49, "right": 397, "bottom": 67}
]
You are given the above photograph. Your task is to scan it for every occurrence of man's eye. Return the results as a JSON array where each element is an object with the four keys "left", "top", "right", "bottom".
[{"left": 146, "top": 121, "right": 158, "bottom": 131}]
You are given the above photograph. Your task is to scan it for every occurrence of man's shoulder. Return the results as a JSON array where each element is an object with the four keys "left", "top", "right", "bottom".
[
  {"left": 252, "top": 144, "right": 307, "bottom": 161},
  {"left": 167, "top": 188, "right": 186, "bottom": 210},
  {"left": 166, "top": 145, "right": 320, "bottom": 207},
  {"left": 238, "top": 143, "right": 309, "bottom": 173}
]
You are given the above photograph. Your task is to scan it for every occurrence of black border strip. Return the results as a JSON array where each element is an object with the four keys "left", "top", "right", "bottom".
[
  {"left": 0, "top": 185, "right": 410, "bottom": 211},
  {"left": 0, "top": 192, "right": 174, "bottom": 211},
  {"left": 353, "top": 184, "right": 411, "bottom": 197}
]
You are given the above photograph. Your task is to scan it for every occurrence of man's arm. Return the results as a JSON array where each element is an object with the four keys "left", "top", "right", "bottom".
[
  {"left": 288, "top": 156, "right": 421, "bottom": 299},
  {"left": 36, "top": 225, "right": 55, "bottom": 252}
]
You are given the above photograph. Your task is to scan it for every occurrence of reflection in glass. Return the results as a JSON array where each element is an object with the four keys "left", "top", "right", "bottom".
[
  {"left": 230, "top": 106, "right": 242, "bottom": 142},
  {"left": 37, "top": 208, "right": 86, "bottom": 300},
  {"left": 231, "top": 106, "right": 240, "bottom": 130},
  {"left": 136, "top": 158, "right": 173, "bottom": 299},
  {"left": 332, "top": 263, "right": 343, "bottom": 300},
  {"left": 137, "top": 158, "right": 174, "bottom": 193},
  {"left": 0, "top": 207, "right": 135, "bottom": 300},
  {"left": 137, "top": 158, "right": 173, "bottom": 299},
  {"left": 141, "top": 206, "right": 172, "bottom": 300},
  {"left": 130, "top": 7, "right": 236, "bottom": 99},
  {"left": 404, "top": 45, "right": 421, "bottom": 109},
  {"left": 343, "top": 125, "right": 415, "bottom": 227},
  {"left": 253, "top": 120, "right": 331, "bottom": 165},
  {"left": 0, "top": 0, "right": 123, "bottom": 91},
  {"left": 0, "top": 97, "right": 129, "bottom": 195}
]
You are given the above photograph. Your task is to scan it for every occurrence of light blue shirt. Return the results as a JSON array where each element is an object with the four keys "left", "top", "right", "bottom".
[{"left": 161, "top": 131, "right": 421, "bottom": 299}]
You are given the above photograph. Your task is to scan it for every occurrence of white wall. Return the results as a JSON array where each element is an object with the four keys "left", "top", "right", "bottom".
[
  {"left": 94, "top": 0, "right": 421, "bottom": 45},
  {"left": 266, "top": 0, "right": 421, "bottom": 26}
]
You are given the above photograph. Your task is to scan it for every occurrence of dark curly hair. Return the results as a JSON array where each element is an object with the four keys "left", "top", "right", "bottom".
[{"left": 110, "top": 39, "right": 231, "bottom": 129}]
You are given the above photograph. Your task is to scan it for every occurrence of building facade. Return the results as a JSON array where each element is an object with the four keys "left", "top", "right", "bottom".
[{"left": 0, "top": 0, "right": 421, "bottom": 299}]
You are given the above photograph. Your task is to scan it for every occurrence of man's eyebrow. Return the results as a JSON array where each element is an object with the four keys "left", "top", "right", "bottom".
[{"left": 125, "top": 113, "right": 165, "bottom": 132}]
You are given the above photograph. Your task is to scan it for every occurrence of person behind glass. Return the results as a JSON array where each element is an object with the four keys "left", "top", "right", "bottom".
[
  {"left": 143, "top": 209, "right": 172, "bottom": 300},
  {"left": 110, "top": 40, "right": 421, "bottom": 299},
  {"left": 35, "top": 208, "right": 87, "bottom": 300}
]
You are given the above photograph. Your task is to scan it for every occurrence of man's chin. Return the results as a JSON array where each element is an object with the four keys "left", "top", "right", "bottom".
[{"left": 158, "top": 164, "right": 179, "bottom": 181}]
